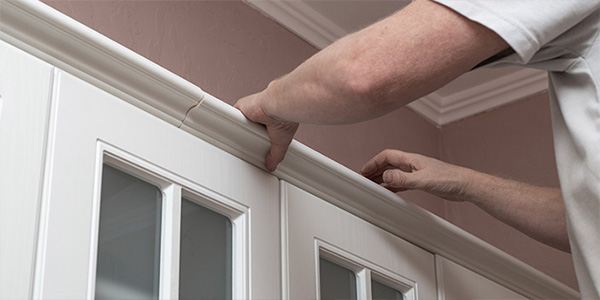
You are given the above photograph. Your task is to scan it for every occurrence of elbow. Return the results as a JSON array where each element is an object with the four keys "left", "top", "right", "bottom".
[
  {"left": 341, "top": 64, "right": 398, "bottom": 117},
  {"left": 344, "top": 71, "right": 377, "bottom": 100},
  {"left": 340, "top": 60, "right": 384, "bottom": 104}
]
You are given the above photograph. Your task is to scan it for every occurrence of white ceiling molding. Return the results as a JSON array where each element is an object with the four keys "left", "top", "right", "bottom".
[
  {"left": 408, "top": 68, "right": 548, "bottom": 126},
  {"left": 245, "top": 0, "right": 549, "bottom": 127},
  {"left": 245, "top": 0, "right": 346, "bottom": 49}
]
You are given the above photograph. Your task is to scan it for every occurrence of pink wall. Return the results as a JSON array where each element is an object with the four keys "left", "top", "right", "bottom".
[
  {"left": 441, "top": 92, "right": 577, "bottom": 289},
  {"left": 43, "top": 0, "right": 575, "bottom": 290}
]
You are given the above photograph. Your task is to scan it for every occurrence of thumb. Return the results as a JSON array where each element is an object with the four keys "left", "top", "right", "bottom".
[{"left": 383, "top": 169, "right": 415, "bottom": 190}]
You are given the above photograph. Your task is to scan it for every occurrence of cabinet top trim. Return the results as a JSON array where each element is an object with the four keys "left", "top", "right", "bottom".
[
  {"left": 0, "top": 1, "right": 576, "bottom": 298},
  {"left": 0, "top": 0, "right": 204, "bottom": 126}
]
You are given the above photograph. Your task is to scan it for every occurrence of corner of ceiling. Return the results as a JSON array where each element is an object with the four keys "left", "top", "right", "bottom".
[{"left": 243, "top": 0, "right": 344, "bottom": 49}]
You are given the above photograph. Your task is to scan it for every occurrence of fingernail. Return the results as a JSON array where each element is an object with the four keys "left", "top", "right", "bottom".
[{"left": 383, "top": 170, "right": 393, "bottom": 183}]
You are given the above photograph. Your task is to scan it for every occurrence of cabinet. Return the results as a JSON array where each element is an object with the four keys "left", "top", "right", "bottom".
[
  {"left": 0, "top": 1, "right": 579, "bottom": 300},
  {"left": 435, "top": 256, "right": 527, "bottom": 300},
  {"left": 34, "top": 70, "right": 279, "bottom": 299},
  {"left": 0, "top": 39, "right": 54, "bottom": 300},
  {"left": 283, "top": 182, "right": 436, "bottom": 300}
]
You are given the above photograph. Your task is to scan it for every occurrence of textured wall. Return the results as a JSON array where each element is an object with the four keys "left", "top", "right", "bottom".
[
  {"left": 42, "top": 0, "right": 575, "bottom": 290},
  {"left": 41, "top": 0, "right": 315, "bottom": 102}
]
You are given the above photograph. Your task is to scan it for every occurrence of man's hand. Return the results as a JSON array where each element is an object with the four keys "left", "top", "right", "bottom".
[
  {"left": 235, "top": 92, "right": 298, "bottom": 172},
  {"left": 361, "top": 149, "right": 570, "bottom": 252},
  {"left": 360, "top": 149, "right": 472, "bottom": 201}
]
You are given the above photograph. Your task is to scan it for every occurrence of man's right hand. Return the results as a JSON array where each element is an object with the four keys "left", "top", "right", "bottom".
[{"left": 235, "top": 92, "right": 298, "bottom": 172}]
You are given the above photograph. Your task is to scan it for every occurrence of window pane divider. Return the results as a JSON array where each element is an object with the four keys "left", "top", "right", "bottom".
[
  {"left": 160, "top": 184, "right": 182, "bottom": 300},
  {"left": 358, "top": 269, "right": 372, "bottom": 300}
]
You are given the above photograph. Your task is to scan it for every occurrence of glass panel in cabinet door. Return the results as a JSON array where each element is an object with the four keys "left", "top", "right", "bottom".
[
  {"left": 319, "top": 257, "right": 357, "bottom": 300},
  {"left": 372, "top": 279, "right": 404, "bottom": 300},
  {"left": 95, "top": 165, "right": 162, "bottom": 300},
  {"left": 179, "top": 198, "right": 232, "bottom": 300}
]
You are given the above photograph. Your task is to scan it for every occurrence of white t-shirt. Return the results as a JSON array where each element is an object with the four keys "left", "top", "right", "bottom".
[{"left": 433, "top": 0, "right": 600, "bottom": 298}]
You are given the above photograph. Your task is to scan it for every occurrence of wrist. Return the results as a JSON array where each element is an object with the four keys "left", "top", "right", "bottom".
[{"left": 453, "top": 167, "right": 485, "bottom": 204}]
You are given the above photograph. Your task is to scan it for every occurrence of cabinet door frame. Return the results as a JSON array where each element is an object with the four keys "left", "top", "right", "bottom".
[
  {"left": 35, "top": 70, "right": 279, "bottom": 299},
  {"left": 316, "top": 239, "right": 417, "bottom": 300},
  {"left": 88, "top": 142, "right": 250, "bottom": 300},
  {"left": 282, "top": 181, "right": 436, "bottom": 300},
  {"left": 435, "top": 255, "right": 527, "bottom": 300}
]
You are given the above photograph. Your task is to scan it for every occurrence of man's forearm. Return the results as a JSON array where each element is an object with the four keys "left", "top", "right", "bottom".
[
  {"left": 235, "top": 0, "right": 509, "bottom": 171},
  {"left": 258, "top": 0, "right": 509, "bottom": 125},
  {"left": 361, "top": 150, "right": 570, "bottom": 253},
  {"left": 464, "top": 171, "right": 570, "bottom": 252}
]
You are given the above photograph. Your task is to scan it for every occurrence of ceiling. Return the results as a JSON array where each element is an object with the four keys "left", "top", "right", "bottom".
[{"left": 245, "top": 0, "right": 547, "bottom": 126}]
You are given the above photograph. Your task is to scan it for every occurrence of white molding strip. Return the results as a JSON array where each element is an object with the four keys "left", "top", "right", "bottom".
[
  {"left": 408, "top": 68, "right": 548, "bottom": 126},
  {"left": 244, "top": 0, "right": 346, "bottom": 49},
  {"left": 0, "top": 0, "right": 204, "bottom": 127}
]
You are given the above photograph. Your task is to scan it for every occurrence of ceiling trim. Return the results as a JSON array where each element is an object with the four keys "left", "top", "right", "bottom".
[
  {"left": 409, "top": 68, "right": 548, "bottom": 126},
  {"left": 245, "top": 0, "right": 345, "bottom": 49}
]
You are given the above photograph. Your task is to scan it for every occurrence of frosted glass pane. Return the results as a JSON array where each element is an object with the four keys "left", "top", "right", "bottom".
[
  {"left": 95, "top": 165, "right": 162, "bottom": 300},
  {"left": 179, "top": 198, "right": 232, "bottom": 300},
  {"left": 319, "top": 258, "right": 357, "bottom": 300},
  {"left": 372, "top": 279, "right": 404, "bottom": 300}
]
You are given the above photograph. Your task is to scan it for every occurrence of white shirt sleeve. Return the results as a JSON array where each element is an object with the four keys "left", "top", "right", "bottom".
[{"left": 432, "top": 0, "right": 600, "bottom": 63}]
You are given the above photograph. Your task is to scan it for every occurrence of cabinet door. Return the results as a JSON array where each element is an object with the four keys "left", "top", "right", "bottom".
[
  {"left": 435, "top": 256, "right": 527, "bottom": 300},
  {"left": 0, "top": 39, "right": 54, "bottom": 300},
  {"left": 35, "top": 70, "right": 280, "bottom": 299},
  {"left": 282, "top": 182, "right": 436, "bottom": 300}
]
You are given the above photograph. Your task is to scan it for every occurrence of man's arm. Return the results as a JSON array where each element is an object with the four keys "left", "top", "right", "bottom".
[
  {"left": 360, "top": 150, "right": 570, "bottom": 252},
  {"left": 235, "top": 0, "right": 509, "bottom": 171}
]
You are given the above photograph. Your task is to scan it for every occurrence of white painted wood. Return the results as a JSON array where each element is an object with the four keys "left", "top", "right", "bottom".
[
  {"left": 435, "top": 255, "right": 528, "bottom": 300},
  {"left": 159, "top": 184, "right": 182, "bottom": 300},
  {"left": 244, "top": 0, "right": 346, "bottom": 49},
  {"left": 0, "top": 39, "right": 54, "bottom": 300},
  {"left": 408, "top": 68, "right": 548, "bottom": 126},
  {"left": 282, "top": 181, "right": 436, "bottom": 300},
  {"left": 35, "top": 70, "right": 279, "bottom": 299}
]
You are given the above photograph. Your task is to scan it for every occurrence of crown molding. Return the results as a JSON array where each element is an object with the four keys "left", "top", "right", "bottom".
[
  {"left": 244, "top": 0, "right": 345, "bottom": 49},
  {"left": 409, "top": 68, "right": 548, "bottom": 126}
]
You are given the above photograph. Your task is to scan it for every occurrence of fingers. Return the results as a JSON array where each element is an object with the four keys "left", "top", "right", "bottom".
[
  {"left": 360, "top": 149, "right": 417, "bottom": 179},
  {"left": 266, "top": 144, "right": 289, "bottom": 172},
  {"left": 265, "top": 122, "right": 298, "bottom": 172},
  {"left": 235, "top": 93, "right": 298, "bottom": 172},
  {"left": 383, "top": 169, "right": 416, "bottom": 190},
  {"left": 360, "top": 150, "right": 426, "bottom": 193}
]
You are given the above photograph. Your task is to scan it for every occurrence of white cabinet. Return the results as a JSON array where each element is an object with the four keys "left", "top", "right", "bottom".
[
  {"left": 435, "top": 256, "right": 526, "bottom": 300},
  {"left": 34, "top": 70, "right": 280, "bottom": 299},
  {"left": 283, "top": 182, "right": 436, "bottom": 300},
  {"left": 0, "top": 39, "right": 54, "bottom": 300}
]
